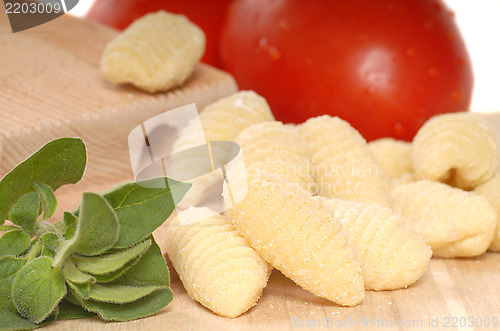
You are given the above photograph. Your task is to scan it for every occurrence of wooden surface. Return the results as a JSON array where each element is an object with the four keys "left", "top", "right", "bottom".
[
  {"left": 44, "top": 254, "right": 500, "bottom": 331},
  {"left": 0, "top": 8, "right": 238, "bottom": 197},
  {"left": 2, "top": 9, "right": 500, "bottom": 331}
]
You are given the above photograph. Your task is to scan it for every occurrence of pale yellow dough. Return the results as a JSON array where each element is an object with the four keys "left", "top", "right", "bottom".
[
  {"left": 169, "top": 91, "right": 275, "bottom": 208},
  {"left": 225, "top": 169, "right": 364, "bottom": 306},
  {"left": 101, "top": 11, "right": 205, "bottom": 93},
  {"left": 319, "top": 197, "right": 431, "bottom": 291},
  {"left": 390, "top": 180, "right": 496, "bottom": 258},
  {"left": 411, "top": 113, "right": 499, "bottom": 190},
  {"left": 368, "top": 138, "right": 413, "bottom": 179},
  {"left": 235, "top": 121, "right": 315, "bottom": 193},
  {"left": 165, "top": 207, "right": 271, "bottom": 318},
  {"left": 474, "top": 173, "right": 500, "bottom": 252},
  {"left": 300, "top": 115, "right": 389, "bottom": 206}
]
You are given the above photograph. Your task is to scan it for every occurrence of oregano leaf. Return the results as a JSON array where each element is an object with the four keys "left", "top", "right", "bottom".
[
  {"left": 72, "top": 239, "right": 151, "bottom": 275},
  {"left": 8, "top": 192, "right": 40, "bottom": 233},
  {"left": 66, "top": 280, "right": 90, "bottom": 300},
  {"left": 88, "top": 284, "right": 165, "bottom": 304},
  {"left": 0, "top": 308, "right": 53, "bottom": 330},
  {"left": 0, "top": 256, "right": 27, "bottom": 312},
  {"left": 112, "top": 237, "right": 169, "bottom": 287},
  {"left": 32, "top": 182, "right": 57, "bottom": 220},
  {"left": 0, "top": 138, "right": 86, "bottom": 224},
  {"left": 12, "top": 256, "right": 67, "bottom": 324},
  {"left": 72, "top": 193, "right": 120, "bottom": 256},
  {"left": 56, "top": 299, "right": 95, "bottom": 321},
  {"left": 62, "top": 260, "right": 95, "bottom": 284},
  {"left": 102, "top": 178, "right": 190, "bottom": 248},
  {"left": 40, "top": 232, "right": 59, "bottom": 252},
  {"left": 0, "top": 225, "right": 19, "bottom": 232},
  {"left": 0, "top": 229, "right": 30, "bottom": 257},
  {"left": 92, "top": 256, "right": 140, "bottom": 283},
  {"left": 61, "top": 212, "right": 77, "bottom": 240},
  {"left": 80, "top": 288, "right": 173, "bottom": 321},
  {"left": 40, "top": 233, "right": 59, "bottom": 259}
]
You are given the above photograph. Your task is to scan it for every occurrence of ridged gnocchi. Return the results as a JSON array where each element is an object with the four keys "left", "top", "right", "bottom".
[
  {"left": 368, "top": 138, "right": 413, "bottom": 179},
  {"left": 235, "top": 121, "right": 315, "bottom": 193},
  {"left": 390, "top": 180, "right": 496, "bottom": 258},
  {"left": 300, "top": 116, "right": 389, "bottom": 206},
  {"left": 169, "top": 91, "right": 275, "bottom": 208},
  {"left": 319, "top": 197, "right": 431, "bottom": 291},
  {"left": 411, "top": 113, "right": 499, "bottom": 190},
  {"left": 474, "top": 173, "right": 500, "bottom": 252},
  {"left": 224, "top": 169, "right": 364, "bottom": 306},
  {"left": 101, "top": 11, "right": 205, "bottom": 93},
  {"left": 165, "top": 207, "right": 271, "bottom": 318}
]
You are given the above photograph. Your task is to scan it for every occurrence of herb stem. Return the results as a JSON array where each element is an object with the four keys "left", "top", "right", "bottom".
[
  {"left": 52, "top": 239, "right": 75, "bottom": 269},
  {"left": 33, "top": 220, "right": 58, "bottom": 237},
  {"left": 27, "top": 240, "right": 43, "bottom": 263}
]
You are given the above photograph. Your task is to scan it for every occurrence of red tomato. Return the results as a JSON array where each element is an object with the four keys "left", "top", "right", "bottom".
[
  {"left": 220, "top": 0, "right": 473, "bottom": 141},
  {"left": 86, "top": 0, "right": 233, "bottom": 67}
]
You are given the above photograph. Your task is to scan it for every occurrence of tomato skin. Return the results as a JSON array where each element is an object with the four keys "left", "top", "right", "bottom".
[
  {"left": 86, "top": 0, "right": 233, "bottom": 67},
  {"left": 220, "top": 0, "right": 473, "bottom": 141}
]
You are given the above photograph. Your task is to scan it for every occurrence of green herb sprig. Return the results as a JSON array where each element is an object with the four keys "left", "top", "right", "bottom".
[{"left": 0, "top": 138, "right": 190, "bottom": 330}]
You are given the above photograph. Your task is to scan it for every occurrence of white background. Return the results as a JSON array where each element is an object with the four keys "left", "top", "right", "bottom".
[{"left": 69, "top": 0, "right": 500, "bottom": 113}]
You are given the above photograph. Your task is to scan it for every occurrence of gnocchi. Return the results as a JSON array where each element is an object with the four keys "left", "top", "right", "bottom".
[
  {"left": 224, "top": 169, "right": 364, "bottom": 306},
  {"left": 411, "top": 113, "right": 499, "bottom": 190},
  {"left": 101, "top": 11, "right": 205, "bottom": 93},
  {"left": 169, "top": 91, "right": 275, "bottom": 208},
  {"left": 165, "top": 207, "right": 271, "bottom": 318},
  {"left": 474, "top": 173, "right": 500, "bottom": 252},
  {"left": 319, "top": 197, "right": 431, "bottom": 291},
  {"left": 235, "top": 121, "right": 315, "bottom": 193},
  {"left": 390, "top": 180, "right": 496, "bottom": 258},
  {"left": 368, "top": 138, "right": 413, "bottom": 179},
  {"left": 300, "top": 116, "right": 389, "bottom": 206}
]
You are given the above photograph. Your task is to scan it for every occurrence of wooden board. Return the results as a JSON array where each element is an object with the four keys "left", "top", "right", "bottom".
[
  {"left": 2, "top": 9, "right": 500, "bottom": 331},
  {"left": 0, "top": 8, "right": 238, "bottom": 199}
]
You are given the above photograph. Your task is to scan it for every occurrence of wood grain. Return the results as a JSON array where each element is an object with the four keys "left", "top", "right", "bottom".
[
  {"left": 2, "top": 8, "right": 500, "bottom": 331},
  {"left": 44, "top": 253, "right": 500, "bottom": 331},
  {"left": 0, "top": 8, "right": 238, "bottom": 199}
]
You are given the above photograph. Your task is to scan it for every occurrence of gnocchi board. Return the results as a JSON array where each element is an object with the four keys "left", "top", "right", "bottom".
[{"left": 1, "top": 9, "right": 500, "bottom": 331}]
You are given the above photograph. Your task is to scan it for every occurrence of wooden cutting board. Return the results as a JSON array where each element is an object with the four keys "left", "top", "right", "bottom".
[{"left": 2, "top": 9, "right": 500, "bottom": 331}]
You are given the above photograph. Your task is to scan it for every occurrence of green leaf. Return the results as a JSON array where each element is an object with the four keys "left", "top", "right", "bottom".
[
  {"left": 81, "top": 288, "right": 173, "bottom": 321},
  {"left": 0, "top": 256, "right": 27, "bottom": 312},
  {"left": 112, "top": 237, "right": 169, "bottom": 287},
  {"left": 40, "top": 232, "right": 58, "bottom": 252},
  {"left": 72, "top": 193, "right": 120, "bottom": 256},
  {"left": 56, "top": 299, "right": 95, "bottom": 321},
  {"left": 62, "top": 260, "right": 95, "bottom": 284},
  {"left": 88, "top": 284, "right": 165, "bottom": 304},
  {"left": 92, "top": 256, "right": 140, "bottom": 283},
  {"left": 40, "top": 246, "right": 55, "bottom": 259},
  {"left": 38, "top": 233, "right": 59, "bottom": 259},
  {"left": 0, "top": 308, "right": 54, "bottom": 330},
  {"left": 66, "top": 280, "right": 90, "bottom": 300},
  {"left": 72, "top": 239, "right": 151, "bottom": 275},
  {"left": 61, "top": 212, "right": 77, "bottom": 240},
  {"left": 0, "top": 225, "right": 19, "bottom": 232},
  {"left": 12, "top": 256, "right": 67, "bottom": 324},
  {"left": 0, "top": 229, "right": 30, "bottom": 257},
  {"left": 102, "top": 178, "right": 190, "bottom": 248},
  {"left": 8, "top": 192, "right": 40, "bottom": 233},
  {"left": 0, "top": 138, "right": 86, "bottom": 224},
  {"left": 32, "top": 182, "right": 57, "bottom": 220}
]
